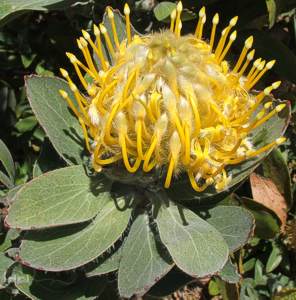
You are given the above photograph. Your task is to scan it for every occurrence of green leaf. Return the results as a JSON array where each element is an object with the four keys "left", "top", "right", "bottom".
[
  {"left": 0, "top": 172, "right": 13, "bottom": 189},
  {"left": 33, "top": 138, "right": 66, "bottom": 178},
  {"left": 266, "top": 243, "right": 282, "bottom": 273},
  {"left": 86, "top": 247, "right": 122, "bottom": 277},
  {"left": 0, "top": 0, "right": 69, "bottom": 26},
  {"left": 254, "top": 260, "right": 267, "bottom": 286},
  {"left": 6, "top": 165, "right": 111, "bottom": 230},
  {"left": 205, "top": 206, "right": 254, "bottom": 252},
  {"left": 18, "top": 197, "right": 132, "bottom": 271},
  {"left": 167, "top": 97, "right": 290, "bottom": 202},
  {"left": 262, "top": 149, "right": 293, "bottom": 209},
  {"left": 15, "top": 116, "right": 37, "bottom": 133},
  {"left": 25, "top": 75, "right": 84, "bottom": 165},
  {"left": 153, "top": 2, "right": 176, "bottom": 21},
  {"left": 12, "top": 265, "right": 106, "bottom": 300},
  {"left": 0, "top": 139, "right": 15, "bottom": 186},
  {"left": 118, "top": 213, "right": 173, "bottom": 298},
  {"left": 0, "top": 255, "right": 13, "bottom": 288},
  {"left": 241, "top": 197, "right": 280, "bottom": 239},
  {"left": 155, "top": 201, "right": 229, "bottom": 277},
  {"left": 218, "top": 259, "right": 240, "bottom": 284},
  {"left": 266, "top": 0, "right": 277, "bottom": 28}
]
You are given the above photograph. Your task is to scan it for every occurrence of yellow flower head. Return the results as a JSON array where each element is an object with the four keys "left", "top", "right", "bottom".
[{"left": 59, "top": 2, "right": 286, "bottom": 192}]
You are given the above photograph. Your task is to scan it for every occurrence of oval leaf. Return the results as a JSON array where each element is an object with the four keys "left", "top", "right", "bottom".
[
  {"left": 25, "top": 75, "right": 84, "bottom": 165},
  {"left": 155, "top": 202, "right": 229, "bottom": 277},
  {"left": 205, "top": 206, "right": 255, "bottom": 252},
  {"left": 18, "top": 198, "right": 132, "bottom": 271},
  {"left": 118, "top": 213, "right": 173, "bottom": 298},
  {"left": 6, "top": 165, "right": 111, "bottom": 230}
]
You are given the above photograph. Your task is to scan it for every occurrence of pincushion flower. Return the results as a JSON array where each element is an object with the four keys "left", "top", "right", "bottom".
[{"left": 59, "top": 2, "right": 286, "bottom": 192}]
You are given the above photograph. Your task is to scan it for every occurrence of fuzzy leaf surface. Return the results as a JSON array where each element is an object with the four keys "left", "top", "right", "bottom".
[
  {"left": 118, "top": 213, "right": 173, "bottom": 298},
  {"left": 86, "top": 248, "right": 122, "bottom": 277},
  {"left": 25, "top": 75, "right": 84, "bottom": 165},
  {"left": 6, "top": 165, "right": 111, "bottom": 229},
  {"left": 155, "top": 202, "right": 229, "bottom": 277},
  {"left": 18, "top": 198, "right": 132, "bottom": 271},
  {"left": 204, "top": 206, "right": 254, "bottom": 252},
  {"left": 218, "top": 259, "right": 240, "bottom": 284}
]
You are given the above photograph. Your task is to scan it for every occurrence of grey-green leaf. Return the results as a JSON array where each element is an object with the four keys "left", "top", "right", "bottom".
[
  {"left": 0, "top": 255, "right": 13, "bottom": 288},
  {"left": 205, "top": 206, "right": 254, "bottom": 252},
  {"left": 0, "top": 0, "right": 68, "bottom": 26},
  {"left": 12, "top": 265, "right": 106, "bottom": 300},
  {"left": 153, "top": 2, "right": 176, "bottom": 21},
  {"left": 6, "top": 165, "right": 111, "bottom": 230},
  {"left": 0, "top": 139, "right": 15, "bottom": 186},
  {"left": 218, "top": 259, "right": 240, "bottom": 284},
  {"left": 25, "top": 75, "right": 84, "bottom": 165},
  {"left": 155, "top": 202, "right": 229, "bottom": 277},
  {"left": 19, "top": 198, "right": 132, "bottom": 271},
  {"left": 86, "top": 248, "right": 122, "bottom": 277},
  {"left": 118, "top": 213, "right": 173, "bottom": 298}
]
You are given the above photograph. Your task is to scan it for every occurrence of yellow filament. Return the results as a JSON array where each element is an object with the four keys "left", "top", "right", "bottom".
[
  {"left": 175, "top": 2, "right": 182, "bottom": 35},
  {"left": 218, "top": 31, "right": 236, "bottom": 63},
  {"left": 143, "top": 136, "right": 157, "bottom": 172},
  {"left": 124, "top": 3, "right": 132, "bottom": 44},
  {"left": 107, "top": 7, "right": 120, "bottom": 49},
  {"left": 164, "top": 156, "right": 175, "bottom": 188},
  {"left": 59, "top": 90, "right": 80, "bottom": 118},
  {"left": 238, "top": 50, "right": 255, "bottom": 77},
  {"left": 250, "top": 104, "right": 286, "bottom": 130},
  {"left": 197, "top": 16, "right": 206, "bottom": 39},
  {"left": 247, "top": 138, "right": 286, "bottom": 158},
  {"left": 79, "top": 38, "right": 97, "bottom": 75},
  {"left": 188, "top": 171, "right": 211, "bottom": 192},
  {"left": 183, "top": 124, "right": 191, "bottom": 165},
  {"left": 78, "top": 117, "right": 90, "bottom": 152},
  {"left": 104, "top": 102, "right": 120, "bottom": 144},
  {"left": 195, "top": 6, "right": 205, "bottom": 37},
  {"left": 170, "top": 9, "right": 176, "bottom": 32},
  {"left": 233, "top": 36, "right": 253, "bottom": 73},
  {"left": 119, "top": 134, "right": 141, "bottom": 172},
  {"left": 94, "top": 80, "right": 118, "bottom": 114},
  {"left": 96, "top": 153, "right": 122, "bottom": 165},
  {"left": 247, "top": 59, "right": 262, "bottom": 79},
  {"left": 210, "top": 13, "right": 219, "bottom": 50},
  {"left": 246, "top": 61, "right": 275, "bottom": 90},
  {"left": 93, "top": 25, "right": 108, "bottom": 71},
  {"left": 136, "top": 121, "right": 144, "bottom": 159},
  {"left": 100, "top": 24, "right": 116, "bottom": 58}
]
